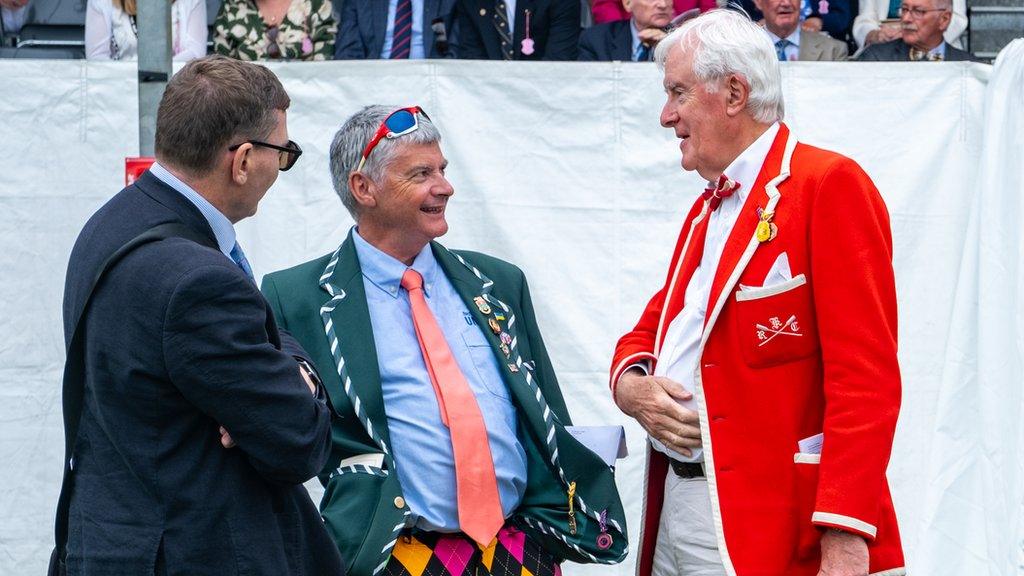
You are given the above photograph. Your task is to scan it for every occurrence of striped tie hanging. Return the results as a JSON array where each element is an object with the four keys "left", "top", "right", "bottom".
[{"left": 391, "top": 0, "right": 413, "bottom": 59}]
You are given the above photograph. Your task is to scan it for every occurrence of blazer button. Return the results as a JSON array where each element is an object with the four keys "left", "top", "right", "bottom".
[{"left": 394, "top": 496, "right": 406, "bottom": 509}]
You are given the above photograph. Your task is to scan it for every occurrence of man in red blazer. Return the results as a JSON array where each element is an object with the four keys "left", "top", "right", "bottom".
[{"left": 609, "top": 9, "right": 904, "bottom": 576}]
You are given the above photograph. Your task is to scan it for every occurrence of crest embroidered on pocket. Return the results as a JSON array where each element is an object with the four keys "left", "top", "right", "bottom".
[{"left": 756, "top": 315, "right": 802, "bottom": 347}]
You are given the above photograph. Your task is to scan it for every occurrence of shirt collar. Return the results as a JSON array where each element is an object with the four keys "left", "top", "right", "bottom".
[
  {"left": 630, "top": 18, "right": 641, "bottom": 58},
  {"left": 767, "top": 27, "right": 801, "bottom": 48},
  {"left": 352, "top": 227, "right": 439, "bottom": 299},
  {"left": 149, "top": 162, "right": 237, "bottom": 257},
  {"left": 718, "top": 122, "right": 781, "bottom": 205},
  {"left": 929, "top": 42, "right": 946, "bottom": 58}
]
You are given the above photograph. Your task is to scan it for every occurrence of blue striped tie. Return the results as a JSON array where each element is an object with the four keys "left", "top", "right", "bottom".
[{"left": 390, "top": 0, "right": 413, "bottom": 59}]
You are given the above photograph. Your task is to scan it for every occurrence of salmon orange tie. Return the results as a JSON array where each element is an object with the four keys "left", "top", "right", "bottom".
[{"left": 401, "top": 268, "right": 505, "bottom": 546}]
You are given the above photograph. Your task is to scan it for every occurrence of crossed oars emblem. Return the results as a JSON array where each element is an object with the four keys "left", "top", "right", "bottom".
[{"left": 756, "top": 315, "right": 802, "bottom": 347}]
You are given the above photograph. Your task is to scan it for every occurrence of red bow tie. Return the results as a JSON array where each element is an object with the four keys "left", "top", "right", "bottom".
[{"left": 702, "top": 174, "right": 741, "bottom": 212}]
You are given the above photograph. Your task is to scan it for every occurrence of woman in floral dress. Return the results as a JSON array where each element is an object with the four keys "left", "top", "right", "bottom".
[{"left": 212, "top": 0, "right": 336, "bottom": 61}]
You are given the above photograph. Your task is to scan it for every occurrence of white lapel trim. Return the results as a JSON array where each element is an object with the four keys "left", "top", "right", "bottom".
[{"left": 690, "top": 129, "right": 798, "bottom": 576}]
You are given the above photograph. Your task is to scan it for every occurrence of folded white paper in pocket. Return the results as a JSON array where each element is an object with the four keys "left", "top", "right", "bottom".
[
  {"left": 565, "top": 425, "right": 628, "bottom": 467},
  {"left": 740, "top": 252, "right": 793, "bottom": 291},
  {"left": 338, "top": 452, "right": 385, "bottom": 469},
  {"left": 797, "top": 432, "right": 824, "bottom": 455}
]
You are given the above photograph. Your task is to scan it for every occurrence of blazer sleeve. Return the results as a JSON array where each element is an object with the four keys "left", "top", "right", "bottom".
[
  {"left": 453, "top": 0, "right": 488, "bottom": 59},
  {"left": 334, "top": 0, "right": 367, "bottom": 59},
  {"left": 163, "top": 264, "right": 334, "bottom": 486},
  {"left": 514, "top": 267, "right": 572, "bottom": 424},
  {"left": 806, "top": 157, "right": 901, "bottom": 541},
  {"left": 577, "top": 26, "right": 600, "bottom": 61},
  {"left": 542, "top": 0, "right": 579, "bottom": 60}
]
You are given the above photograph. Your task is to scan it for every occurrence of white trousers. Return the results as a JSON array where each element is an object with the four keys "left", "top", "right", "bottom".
[{"left": 652, "top": 470, "right": 727, "bottom": 576}]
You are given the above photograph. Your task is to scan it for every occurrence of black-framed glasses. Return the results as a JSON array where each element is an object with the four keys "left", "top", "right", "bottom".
[
  {"left": 898, "top": 5, "right": 948, "bottom": 18},
  {"left": 228, "top": 139, "right": 303, "bottom": 171}
]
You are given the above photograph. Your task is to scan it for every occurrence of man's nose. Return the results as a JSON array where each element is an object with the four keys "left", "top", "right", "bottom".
[{"left": 660, "top": 102, "right": 677, "bottom": 128}]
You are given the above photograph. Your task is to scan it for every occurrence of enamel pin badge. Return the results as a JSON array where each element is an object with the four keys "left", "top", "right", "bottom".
[{"left": 755, "top": 207, "right": 778, "bottom": 243}]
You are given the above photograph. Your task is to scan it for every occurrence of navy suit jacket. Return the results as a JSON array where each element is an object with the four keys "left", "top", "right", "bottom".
[
  {"left": 334, "top": 0, "right": 458, "bottom": 59},
  {"left": 61, "top": 171, "right": 343, "bottom": 575},
  {"left": 454, "top": 0, "right": 579, "bottom": 60},
  {"left": 578, "top": 19, "right": 633, "bottom": 61},
  {"left": 855, "top": 38, "right": 975, "bottom": 61}
]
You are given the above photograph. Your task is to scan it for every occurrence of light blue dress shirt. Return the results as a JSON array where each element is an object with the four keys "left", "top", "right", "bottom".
[
  {"left": 352, "top": 229, "right": 527, "bottom": 532},
  {"left": 767, "top": 28, "right": 801, "bottom": 61},
  {"left": 381, "top": 0, "right": 426, "bottom": 59},
  {"left": 148, "top": 163, "right": 238, "bottom": 260}
]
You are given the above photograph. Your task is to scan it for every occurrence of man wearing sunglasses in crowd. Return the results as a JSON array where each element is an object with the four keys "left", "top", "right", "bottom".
[
  {"left": 56, "top": 55, "right": 343, "bottom": 575},
  {"left": 260, "top": 105, "right": 628, "bottom": 576}
]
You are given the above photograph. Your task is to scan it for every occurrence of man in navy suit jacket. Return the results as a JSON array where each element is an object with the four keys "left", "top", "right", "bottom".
[
  {"left": 579, "top": 0, "right": 674, "bottom": 61},
  {"left": 454, "top": 0, "right": 579, "bottom": 60},
  {"left": 335, "top": 0, "right": 458, "bottom": 59},
  {"left": 60, "top": 55, "right": 344, "bottom": 575}
]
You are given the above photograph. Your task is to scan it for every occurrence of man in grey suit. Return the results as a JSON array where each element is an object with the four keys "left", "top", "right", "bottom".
[
  {"left": 754, "top": 0, "right": 848, "bottom": 60},
  {"left": 334, "top": 0, "right": 457, "bottom": 59},
  {"left": 856, "top": 0, "right": 973, "bottom": 60}
]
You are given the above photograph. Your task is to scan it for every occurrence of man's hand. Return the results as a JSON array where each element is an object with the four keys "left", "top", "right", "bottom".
[
  {"left": 615, "top": 369, "right": 701, "bottom": 456},
  {"left": 802, "top": 16, "right": 824, "bottom": 32},
  {"left": 298, "top": 364, "right": 316, "bottom": 395},
  {"left": 219, "top": 426, "right": 236, "bottom": 448},
  {"left": 817, "top": 529, "right": 869, "bottom": 576},
  {"left": 637, "top": 27, "right": 668, "bottom": 49},
  {"left": 865, "top": 25, "right": 901, "bottom": 45}
]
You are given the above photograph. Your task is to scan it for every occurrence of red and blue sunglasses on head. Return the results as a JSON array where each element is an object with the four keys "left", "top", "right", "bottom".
[{"left": 356, "top": 106, "right": 431, "bottom": 172}]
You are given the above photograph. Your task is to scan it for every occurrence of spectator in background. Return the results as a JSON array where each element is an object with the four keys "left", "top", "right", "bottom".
[
  {"left": 213, "top": 0, "right": 336, "bottom": 60},
  {"left": 454, "top": 0, "right": 579, "bottom": 60},
  {"left": 735, "top": 0, "right": 852, "bottom": 44},
  {"left": 591, "top": 0, "right": 714, "bottom": 25},
  {"left": 853, "top": 0, "right": 965, "bottom": 48},
  {"left": 335, "top": 0, "right": 457, "bottom": 59},
  {"left": 85, "top": 0, "right": 207, "bottom": 60},
  {"left": 0, "top": 0, "right": 30, "bottom": 42},
  {"left": 754, "top": 0, "right": 847, "bottom": 60},
  {"left": 856, "top": 0, "right": 973, "bottom": 60},
  {"left": 579, "top": 0, "right": 674, "bottom": 61}
]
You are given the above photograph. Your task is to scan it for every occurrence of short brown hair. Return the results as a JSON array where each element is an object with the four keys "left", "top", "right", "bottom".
[{"left": 155, "top": 55, "right": 290, "bottom": 175}]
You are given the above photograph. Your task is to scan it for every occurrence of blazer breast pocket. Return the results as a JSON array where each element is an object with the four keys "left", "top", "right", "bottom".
[{"left": 733, "top": 274, "right": 819, "bottom": 369}]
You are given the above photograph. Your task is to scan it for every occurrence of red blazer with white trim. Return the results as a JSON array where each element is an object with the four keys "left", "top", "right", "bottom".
[{"left": 610, "top": 124, "right": 905, "bottom": 576}]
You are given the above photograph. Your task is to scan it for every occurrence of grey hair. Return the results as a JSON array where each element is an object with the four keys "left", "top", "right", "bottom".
[
  {"left": 328, "top": 104, "right": 442, "bottom": 218},
  {"left": 654, "top": 9, "right": 784, "bottom": 124}
]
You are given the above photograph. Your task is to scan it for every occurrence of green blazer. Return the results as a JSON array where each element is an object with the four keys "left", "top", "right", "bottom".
[{"left": 261, "top": 232, "right": 627, "bottom": 576}]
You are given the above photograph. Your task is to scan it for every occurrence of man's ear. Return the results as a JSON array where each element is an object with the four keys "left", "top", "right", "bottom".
[
  {"left": 348, "top": 171, "right": 378, "bottom": 210},
  {"left": 723, "top": 74, "right": 751, "bottom": 117},
  {"left": 938, "top": 9, "right": 952, "bottom": 31},
  {"left": 621, "top": 0, "right": 634, "bottom": 14},
  {"left": 231, "top": 143, "right": 252, "bottom": 186}
]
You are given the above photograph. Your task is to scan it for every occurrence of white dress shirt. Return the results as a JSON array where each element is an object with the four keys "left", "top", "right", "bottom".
[{"left": 650, "top": 122, "right": 780, "bottom": 463}]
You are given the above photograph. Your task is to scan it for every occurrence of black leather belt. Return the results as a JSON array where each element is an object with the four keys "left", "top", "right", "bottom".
[{"left": 670, "top": 459, "right": 705, "bottom": 478}]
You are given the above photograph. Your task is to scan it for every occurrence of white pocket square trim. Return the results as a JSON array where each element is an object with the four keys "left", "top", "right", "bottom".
[
  {"left": 793, "top": 453, "right": 822, "bottom": 464},
  {"left": 735, "top": 274, "right": 806, "bottom": 302}
]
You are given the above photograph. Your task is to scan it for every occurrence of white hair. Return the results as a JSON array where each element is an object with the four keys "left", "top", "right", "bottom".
[
  {"left": 329, "top": 105, "right": 442, "bottom": 218},
  {"left": 654, "top": 9, "right": 784, "bottom": 124}
]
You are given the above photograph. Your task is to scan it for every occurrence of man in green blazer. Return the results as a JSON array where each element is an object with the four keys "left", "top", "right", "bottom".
[{"left": 261, "top": 105, "right": 627, "bottom": 576}]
